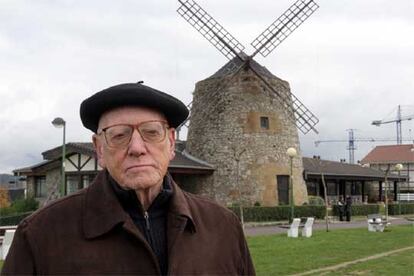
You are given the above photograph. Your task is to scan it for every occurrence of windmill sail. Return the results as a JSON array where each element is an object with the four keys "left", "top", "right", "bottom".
[
  {"left": 177, "top": 0, "right": 245, "bottom": 62},
  {"left": 251, "top": 0, "right": 319, "bottom": 58}
]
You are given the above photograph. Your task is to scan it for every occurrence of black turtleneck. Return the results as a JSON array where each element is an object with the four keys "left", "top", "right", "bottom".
[{"left": 108, "top": 172, "right": 173, "bottom": 275}]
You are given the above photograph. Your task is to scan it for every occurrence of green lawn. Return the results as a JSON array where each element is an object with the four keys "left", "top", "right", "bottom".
[{"left": 247, "top": 224, "right": 414, "bottom": 276}]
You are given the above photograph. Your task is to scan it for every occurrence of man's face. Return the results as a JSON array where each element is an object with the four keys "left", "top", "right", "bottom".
[{"left": 93, "top": 106, "right": 175, "bottom": 191}]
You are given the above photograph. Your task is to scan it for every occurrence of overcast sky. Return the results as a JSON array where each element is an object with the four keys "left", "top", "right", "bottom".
[{"left": 1, "top": 0, "right": 413, "bottom": 174}]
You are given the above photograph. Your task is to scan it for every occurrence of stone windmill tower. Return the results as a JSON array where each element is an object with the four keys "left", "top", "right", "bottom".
[{"left": 177, "top": 0, "right": 319, "bottom": 206}]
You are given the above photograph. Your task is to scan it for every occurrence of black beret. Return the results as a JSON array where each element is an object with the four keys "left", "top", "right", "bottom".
[{"left": 80, "top": 83, "right": 189, "bottom": 133}]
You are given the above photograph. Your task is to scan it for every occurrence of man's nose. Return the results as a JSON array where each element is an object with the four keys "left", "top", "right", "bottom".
[{"left": 127, "top": 129, "right": 147, "bottom": 156}]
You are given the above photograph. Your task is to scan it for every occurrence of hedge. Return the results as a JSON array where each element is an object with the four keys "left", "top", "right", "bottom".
[
  {"left": 388, "top": 203, "right": 414, "bottom": 215},
  {"left": 228, "top": 205, "right": 325, "bottom": 222},
  {"left": 0, "top": 197, "right": 39, "bottom": 216},
  {"left": 229, "top": 204, "right": 405, "bottom": 222},
  {"left": 0, "top": 197, "right": 39, "bottom": 226},
  {"left": 0, "top": 211, "right": 33, "bottom": 226},
  {"left": 332, "top": 204, "right": 380, "bottom": 217}
]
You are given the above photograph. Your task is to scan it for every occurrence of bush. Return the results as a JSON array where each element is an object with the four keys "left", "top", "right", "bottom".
[
  {"left": 0, "top": 197, "right": 38, "bottom": 226},
  {"left": 11, "top": 197, "right": 39, "bottom": 212},
  {"left": 228, "top": 205, "right": 325, "bottom": 222},
  {"left": 308, "top": 196, "right": 325, "bottom": 206},
  {"left": 388, "top": 203, "right": 414, "bottom": 215},
  {"left": 332, "top": 204, "right": 380, "bottom": 216},
  {"left": 0, "top": 187, "right": 11, "bottom": 208},
  {"left": 294, "top": 205, "right": 325, "bottom": 219}
]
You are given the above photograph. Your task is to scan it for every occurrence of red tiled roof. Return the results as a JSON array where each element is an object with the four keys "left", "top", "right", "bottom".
[{"left": 361, "top": 144, "right": 414, "bottom": 164}]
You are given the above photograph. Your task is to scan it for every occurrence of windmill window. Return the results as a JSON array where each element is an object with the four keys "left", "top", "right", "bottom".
[
  {"left": 35, "top": 176, "right": 46, "bottom": 198},
  {"left": 260, "top": 117, "right": 269, "bottom": 129}
]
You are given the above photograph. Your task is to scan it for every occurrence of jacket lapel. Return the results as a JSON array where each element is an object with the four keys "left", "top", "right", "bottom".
[
  {"left": 82, "top": 171, "right": 128, "bottom": 239},
  {"left": 167, "top": 177, "right": 196, "bottom": 254}
]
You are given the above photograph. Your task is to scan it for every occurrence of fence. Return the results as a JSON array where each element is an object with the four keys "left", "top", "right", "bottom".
[{"left": 398, "top": 193, "right": 414, "bottom": 201}]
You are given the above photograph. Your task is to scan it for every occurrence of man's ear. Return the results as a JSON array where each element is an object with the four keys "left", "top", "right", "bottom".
[
  {"left": 93, "top": 134, "right": 106, "bottom": 169},
  {"left": 168, "top": 128, "right": 176, "bottom": 161}
]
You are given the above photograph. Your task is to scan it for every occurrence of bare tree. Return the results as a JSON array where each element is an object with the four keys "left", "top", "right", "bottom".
[
  {"left": 309, "top": 157, "right": 330, "bottom": 231},
  {"left": 320, "top": 171, "right": 330, "bottom": 232}
]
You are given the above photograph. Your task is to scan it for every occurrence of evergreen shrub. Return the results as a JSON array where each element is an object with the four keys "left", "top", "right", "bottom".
[
  {"left": 388, "top": 203, "right": 414, "bottom": 215},
  {"left": 332, "top": 204, "right": 380, "bottom": 216},
  {"left": 229, "top": 205, "right": 325, "bottom": 222}
]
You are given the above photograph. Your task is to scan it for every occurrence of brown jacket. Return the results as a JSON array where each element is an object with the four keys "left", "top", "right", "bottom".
[{"left": 2, "top": 171, "right": 255, "bottom": 275}]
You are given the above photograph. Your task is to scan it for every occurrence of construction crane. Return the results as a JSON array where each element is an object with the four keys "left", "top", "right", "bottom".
[
  {"left": 314, "top": 129, "right": 408, "bottom": 164},
  {"left": 372, "top": 105, "right": 414, "bottom": 144}
]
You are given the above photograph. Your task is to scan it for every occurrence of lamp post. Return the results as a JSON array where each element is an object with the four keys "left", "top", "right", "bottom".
[
  {"left": 384, "top": 164, "right": 390, "bottom": 223},
  {"left": 395, "top": 163, "right": 403, "bottom": 215},
  {"left": 287, "top": 147, "right": 297, "bottom": 223},
  {"left": 52, "top": 117, "right": 66, "bottom": 197}
]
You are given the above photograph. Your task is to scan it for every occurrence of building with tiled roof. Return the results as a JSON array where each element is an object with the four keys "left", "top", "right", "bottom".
[
  {"left": 361, "top": 144, "right": 414, "bottom": 164},
  {"left": 303, "top": 157, "right": 406, "bottom": 204},
  {"left": 14, "top": 141, "right": 214, "bottom": 205},
  {"left": 361, "top": 144, "right": 414, "bottom": 198}
]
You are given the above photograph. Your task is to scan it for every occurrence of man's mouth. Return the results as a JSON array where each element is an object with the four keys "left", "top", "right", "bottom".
[{"left": 126, "top": 164, "right": 155, "bottom": 172}]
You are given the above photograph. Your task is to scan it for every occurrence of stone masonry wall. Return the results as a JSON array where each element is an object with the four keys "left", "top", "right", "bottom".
[
  {"left": 186, "top": 68, "right": 308, "bottom": 206},
  {"left": 43, "top": 167, "right": 61, "bottom": 204}
]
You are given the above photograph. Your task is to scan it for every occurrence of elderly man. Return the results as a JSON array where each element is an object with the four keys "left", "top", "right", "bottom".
[{"left": 2, "top": 82, "right": 255, "bottom": 275}]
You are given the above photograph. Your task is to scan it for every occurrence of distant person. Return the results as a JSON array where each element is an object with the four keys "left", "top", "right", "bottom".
[
  {"left": 2, "top": 82, "right": 255, "bottom": 275},
  {"left": 337, "top": 197, "right": 345, "bottom": 221},
  {"left": 345, "top": 196, "right": 352, "bottom": 222}
]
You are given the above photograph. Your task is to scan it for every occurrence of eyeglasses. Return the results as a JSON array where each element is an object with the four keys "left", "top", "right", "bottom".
[{"left": 98, "top": 120, "right": 169, "bottom": 148}]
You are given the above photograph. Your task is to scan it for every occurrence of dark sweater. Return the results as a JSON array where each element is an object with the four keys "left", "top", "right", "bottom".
[{"left": 109, "top": 173, "right": 172, "bottom": 275}]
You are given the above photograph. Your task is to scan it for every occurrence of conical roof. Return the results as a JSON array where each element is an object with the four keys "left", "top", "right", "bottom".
[{"left": 208, "top": 52, "right": 276, "bottom": 79}]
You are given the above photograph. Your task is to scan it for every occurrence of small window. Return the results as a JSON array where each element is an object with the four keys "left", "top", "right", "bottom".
[
  {"left": 35, "top": 176, "right": 46, "bottom": 198},
  {"left": 66, "top": 175, "right": 79, "bottom": 195},
  {"left": 260, "top": 116, "right": 269, "bottom": 129}
]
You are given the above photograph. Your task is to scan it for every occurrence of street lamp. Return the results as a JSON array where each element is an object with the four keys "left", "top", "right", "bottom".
[
  {"left": 52, "top": 117, "right": 66, "bottom": 197},
  {"left": 287, "top": 147, "right": 297, "bottom": 223},
  {"left": 395, "top": 163, "right": 403, "bottom": 215}
]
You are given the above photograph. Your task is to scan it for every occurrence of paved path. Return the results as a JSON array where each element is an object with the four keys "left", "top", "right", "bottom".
[
  {"left": 292, "top": 246, "right": 414, "bottom": 276},
  {"left": 244, "top": 216, "right": 413, "bottom": 236}
]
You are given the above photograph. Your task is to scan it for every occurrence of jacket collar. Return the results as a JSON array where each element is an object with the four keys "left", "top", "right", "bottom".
[
  {"left": 82, "top": 170, "right": 196, "bottom": 239},
  {"left": 167, "top": 174, "right": 196, "bottom": 233},
  {"left": 82, "top": 170, "right": 128, "bottom": 239}
]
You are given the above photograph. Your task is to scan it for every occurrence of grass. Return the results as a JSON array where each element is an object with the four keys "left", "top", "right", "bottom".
[{"left": 247, "top": 224, "right": 414, "bottom": 275}]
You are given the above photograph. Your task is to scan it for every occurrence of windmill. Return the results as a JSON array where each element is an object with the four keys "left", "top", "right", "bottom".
[
  {"left": 176, "top": 0, "right": 319, "bottom": 206},
  {"left": 177, "top": 0, "right": 319, "bottom": 135}
]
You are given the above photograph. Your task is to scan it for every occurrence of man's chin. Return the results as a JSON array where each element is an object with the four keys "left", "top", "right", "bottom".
[{"left": 119, "top": 175, "right": 162, "bottom": 191}]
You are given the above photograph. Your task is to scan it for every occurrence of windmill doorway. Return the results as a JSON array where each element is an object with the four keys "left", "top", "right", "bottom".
[{"left": 277, "top": 175, "right": 289, "bottom": 205}]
